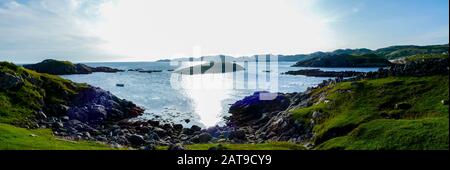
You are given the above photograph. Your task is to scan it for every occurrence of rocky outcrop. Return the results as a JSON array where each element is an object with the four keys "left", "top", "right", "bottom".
[
  {"left": 0, "top": 72, "right": 24, "bottom": 90},
  {"left": 283, "top": 69, "right": 363, "bottom": 77},
  {"left": 67, "top": 87, "right": 143, "bottom": 124},
  {"left": 23, "top": 59, "right": 124, "bottom": 75}
]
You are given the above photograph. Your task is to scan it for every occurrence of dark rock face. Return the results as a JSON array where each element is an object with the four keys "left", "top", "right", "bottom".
[
  {"left": 228, "top": 91, "right": 291, "bottom": 127},
  {"left": 67, "top": 87, "right": 144, "bottom": 124},
  {"left": 23, "top": 59, "right": 124, "bottom": 75},
  {"left": 284, "top": 69, "right": 363, "bottom": 77},
  {"left": 0, "top": 72, "right": 23, "bottom": 90}
]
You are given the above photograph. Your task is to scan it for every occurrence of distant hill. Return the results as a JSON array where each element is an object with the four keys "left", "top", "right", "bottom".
[
  {"left": 292, "top": 54, "right": 391, "bottom": 67},
  {"left": 157, "top": 44, "right": 448, "bottom": 63},
  {"left": 375, "top": 44, "right": 449, "bottom": 60}
]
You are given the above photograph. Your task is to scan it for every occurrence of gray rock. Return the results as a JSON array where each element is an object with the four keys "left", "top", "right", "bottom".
[
  {"left": 190, "top": 125, "right": 202, "bottom": 132},
  {"left": 228, "top": 129, "right": 246, "bottom": 140},
  {"left": 198, "top": 132, "right": 212, "bottom": 143},
  {"left": 0, "top": 72, "right": 23, "bottom": 90},
  {"left": 127, "top": 134, "right": 145, "bottom": 146},
  {"left": 173, "top": 124, "right": 183, "bottom": 131}
]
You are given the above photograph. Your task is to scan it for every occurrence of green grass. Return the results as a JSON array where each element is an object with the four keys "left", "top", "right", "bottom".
[
  {"left": 317, "top": 118, "right": 449, "bottom": 150},
  {"left": 1, "top": 62, "right": 87, "bottom": 126},
  {"left": 0, "top": 123, "right": 113, "bottom": 150},
  {"left": 157, "top": 142, "right": 306, "bottom": 150},
  {"left": 290, "top": 75, "right": 449, "bottom": 149},
  {"left": 404, "top": 54, "right": 448, "bottom": 62}
]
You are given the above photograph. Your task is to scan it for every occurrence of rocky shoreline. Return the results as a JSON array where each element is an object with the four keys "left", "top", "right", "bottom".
[
  {"left": 283, "top": 69, "right": 364, "bottom": 77},
  {"left": 2, "top": 56, "right": 448, "bottom": 150}
]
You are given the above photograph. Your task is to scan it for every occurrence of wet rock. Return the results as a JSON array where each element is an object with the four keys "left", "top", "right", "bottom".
[
  {"left": 127, "top": 134, "right": 146, "bottom": 146},
  {"left": 198, "top": 133, "right": 212, "bottom": 143},
  {"left": 147, "top": 120, "right": 160, "bottom": 127},
  {"left": 173, "top": 124, "right": 183, "bottom": 131},
  {"left": 190, "top": 125, "right": 202, "bottom": 132}
]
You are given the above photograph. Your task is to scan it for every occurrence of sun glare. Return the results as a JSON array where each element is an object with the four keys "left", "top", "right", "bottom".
[{"left": 91, "top": 0, "right": 335, "bottom": 61}]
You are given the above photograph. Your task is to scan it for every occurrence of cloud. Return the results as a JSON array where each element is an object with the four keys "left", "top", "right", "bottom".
[{"left": 0, "top": 0, "right": 112, "bottom": 63}]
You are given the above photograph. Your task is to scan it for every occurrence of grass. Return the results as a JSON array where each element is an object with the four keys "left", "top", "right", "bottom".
[
  {"left": 157, "top": 142, "right": 306, "bottom": 150},
  {"left": 404, "top": 54, "right": 448, "bottom": 62},
  {"left": 290, "top": 75, "right": 449, "bottom": 149},
  {"left": 0, "top": 62, "right": 87, "bottom": 126},
  {"left": 0, "top": 123, "right": 113, "bottom": 150},
  {"left": 317, "top": 117, "right": 449, "bottom": 150}
]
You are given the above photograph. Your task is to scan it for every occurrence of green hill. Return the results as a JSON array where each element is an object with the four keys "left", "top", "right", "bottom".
[
  {"left": 375, "top": 44, "right": 449, "bottom": 60},
  {"left": 290, "top": 75, "right": 449, "bottom": 150}
]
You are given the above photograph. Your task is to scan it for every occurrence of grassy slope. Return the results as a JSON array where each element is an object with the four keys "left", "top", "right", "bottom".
[
  {"left": 291, "top": 75, "right": 449, "bottom": 150},
  {"left": 1, "top": 62, "right": 112, "bottom": 150},
  {"left": 0, "top": 123, "right": 112, "bottom": 150},
  {"left": 0, "top": 62, "right": 87, "bottom": 126}
]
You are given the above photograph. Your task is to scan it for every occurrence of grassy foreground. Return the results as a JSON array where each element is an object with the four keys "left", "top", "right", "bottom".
[
  {"left": 291, "top": 75, "right": 449, "bottom": 150},
  {"left": 0, "top": 123, "right": 112, "bottom": 150}
]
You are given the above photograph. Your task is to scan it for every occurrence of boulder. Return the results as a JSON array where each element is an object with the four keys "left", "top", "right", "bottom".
[
  {"left": 228, "top": 91, "right": 290, "bottom": 126},
  {"left": 127, "top": 134, "right": 146, "bottom": 146},
  {"left": 67, "top": 86, "right": 144, "bottom": 124},
  {"left": 197, "top": 132, "right": 212, "bottom": 143}
]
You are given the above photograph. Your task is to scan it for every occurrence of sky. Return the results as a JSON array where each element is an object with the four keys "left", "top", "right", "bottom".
[{"left": 0, "top": 0, "right": 448, "bottom": 63}]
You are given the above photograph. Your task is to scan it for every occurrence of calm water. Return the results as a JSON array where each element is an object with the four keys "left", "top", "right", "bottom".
[{"left": 62, "top": 62, "right": 378, "bottom": 128}]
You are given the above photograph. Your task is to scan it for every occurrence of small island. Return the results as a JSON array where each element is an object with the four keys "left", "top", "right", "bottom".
[
  {"left": 23, "top": 59, "right": 124, "bottom": 75},
  {"left": 174, "top": 62, "right": 244, "bottom": 75}
]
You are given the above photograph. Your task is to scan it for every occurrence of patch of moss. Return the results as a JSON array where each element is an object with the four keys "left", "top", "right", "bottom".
[{"left": 316, "top": 118, "right": 449, "bottom": 150}]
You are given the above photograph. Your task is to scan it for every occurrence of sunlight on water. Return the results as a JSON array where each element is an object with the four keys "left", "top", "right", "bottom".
[{"left": 178, "top": 73, "right": 235, "bottom": 127}]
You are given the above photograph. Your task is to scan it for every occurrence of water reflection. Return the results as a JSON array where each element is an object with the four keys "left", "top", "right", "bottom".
[{"left": 178, "top": 73, "right": 236, "bottom": 127}]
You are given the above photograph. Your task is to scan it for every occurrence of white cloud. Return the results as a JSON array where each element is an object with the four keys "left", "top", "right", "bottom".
[{"left": 0, "top": 0, "right": 113, "bottom": 63}]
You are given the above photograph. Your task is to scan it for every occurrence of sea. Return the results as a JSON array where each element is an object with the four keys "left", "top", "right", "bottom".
[{"left": 61, "top": 61, "right": 378, "bottom": 128}]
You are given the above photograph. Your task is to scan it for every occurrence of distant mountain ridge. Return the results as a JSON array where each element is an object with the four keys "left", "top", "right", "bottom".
[{"left": 159, "top": 44, "right": 448, "bottom": 62}]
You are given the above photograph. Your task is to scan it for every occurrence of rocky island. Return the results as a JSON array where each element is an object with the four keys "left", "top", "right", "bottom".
[
  {"left": 174, "top": 62, "right": 244, "bottom": 75},
  {"left": 23, "top": 59, "right": 124, "bottom": 75}
]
